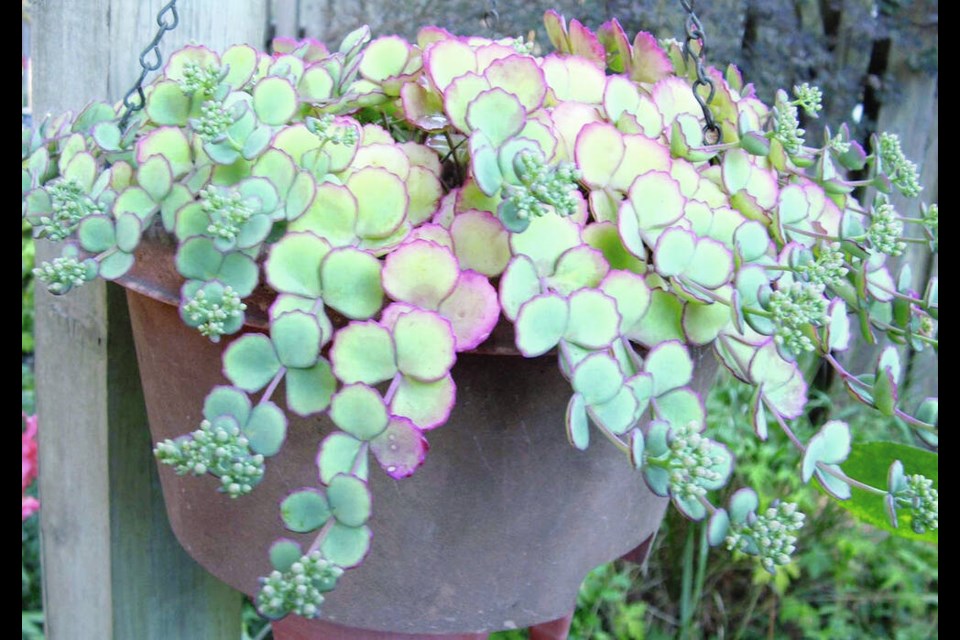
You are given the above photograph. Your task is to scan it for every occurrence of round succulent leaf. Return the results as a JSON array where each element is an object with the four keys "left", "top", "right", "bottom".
[
  {"left": 509, "top": 214, "right": 581, "bottom": 276},
  {"left": 814, "top": 464, "right": 852, "bottom": 500},
  {"left": 674, "top": 494, "right": 707, "bottom": 521},
  {"left": 877, "top": 346, "right": 902, "bottom": 383},
  {"left": 564, "top": 289, "right": 621, "bottom": 349},
  {"left": 470, "top": 137, "right": 503, "bottom": 198},
  {"left": 144, "top": 80, "right": 191, "bottom": 125},
  {"left": 217, "top": 252, "right": 259, "bottom": 297},
  {"left": 872, "top": 367, "right": 898, "bottom": 417},
  {"left": 450, "top": 210, "right": 510, "bottom": 277},
  {"left": 223, "top": 334, "right": 281, "bottom": 393},
  {"left": 626, "top": 372, "right": 654, "bottom": 417},
  {"left": 802, "top": 419, "right": 851, "bottom": 482},
  {"left": 390, "top": 374, "right": 456, "bottom": 431},
  {"left": 330, "top": 322, "right": 397, "bottom": 385},
  {"left": 115, "top": 187, "right": 156, "bottom": 221},
  {"left": 643, "top": 340, "right": 693, "bottom": 396},
  {"left": 77, "top": 215, "right": 116, "bottom": 253},
  {"left": 347, "top": 167, "right": 409, "bottom": 240},
  {"left": 588, "top": 386, "right": 638, "bottom": 435},
  {"left": 437, "top": 271, "right": 500, "bottom": 351},
  {"left": 653, "top": 227, "right": 695, "bottom": 277},
  {"left": 514, "top": 294, "right": 568, "bottom": 357},
  {"left": 138, "top": 155, "right": 173, "bottom": 203},
  {"left": 370, "top": 417, "right": 429, "bottom": 479},
  {"left": 393, "top": 310, "right": 456, "bottom": 382},
  {"left": 627, "top": 172, "right": 685, "bottom": 237},
  {"left": 270, "top": 311, "right": 322, "bottom": 369},
  {"left": 628, "top": 428, "right": 645, "bottom": 469},
  {"left": 572, "top": 352, "right": 624, "bottom": 406},
  {"left": 583, "top": 222, "right": 646, "bottom": 273},
  {"left": 382, "top": 240, "right": 459, "bottom": 309},
  {"left": 321, "top": 522, "right": 372, "bottom": 568},
  {"left": 626, "top": 288, "right": 685, "bottom": 347},
  {"left": 316, "top": 432, "right": 368, "bottom": 485},
  {"left": 599, "top": 270, "right": 651, "bottom": 333},
  {"left": 221, "top": 44, "right": 258, "bottom": 88},
  {"left": 643, "top": 465, "right": 670, "bottom": 497},
  {"left": 683, "top": 300, "right": 731, "bottom": 345},
  {"left": 708, "top": 511, "right": 729, "bottom": 549},
  {"left": 244, "top": 401, "right": 287, "bottom": 456},
  {"left": 548, "top": 246, "right": 610, "bottom": 296},
  {"left": 655, "top": 388, "right": 705, "bottom": 430},
  {"left": 281, "top": 489, "right": 331, "bottom": 533},
  {"left": 269, "top": 539, "right": 303, "bottom": 572},
  {"left": 327, "top": 474, "right": 372, "bottom": 527},
  {"left": 203, "top": 385, "right": 252, "bottom": 423},
  {"left": 265, "top": 232, "right": 331, "bottom": 297},
  {"left": 319, "top": 248, "right": 384, "bottom": 320},
  {"left": 98, "top": 251, "right": 136, "bottom": 280},
  {"left": 728, "top": 487, "right": 759, "bottom": 524},
  {"left": 330, "top": 384, "right": 389, "bottom": 440},
  {"left": 499, "top": 255, "right": 542, "bottom": 321},
  {"left": 285, "top": 358, "right": 336, "bottom": 417},
  {"left": 566, "top": 393, "right": 590, "bottom": 450},
  {"left": 252, "top": 76, "right": 298, "bottom": 125},
  {"left": 289, "top": 182, "right": 358, "bottom": 246},
  {"left": 137, "top": 126, "right": 192, "bottom": 177},
  {"left": 574, "top": 122, "right": 624, "bottom": 188},
  {"left": 465, "top": 89, "right": 525, "bottom": 147},
  {"left": 359, "top": 35, "right": 410, "bottom": 82}
]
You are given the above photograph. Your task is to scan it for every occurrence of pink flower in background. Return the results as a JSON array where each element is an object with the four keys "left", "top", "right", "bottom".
[{"left": 22, "top": 412, "right": 39, "bottom": 521}]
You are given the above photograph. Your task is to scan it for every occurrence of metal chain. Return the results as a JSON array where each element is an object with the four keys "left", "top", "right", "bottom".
[
  {"left": 678, "top": 0, "right": 721, "bottom": 144},
  {"left": 481, "top": 0, "right": 500, "bottom": 36},
  {"left": 119, "top": 1, "right": 181, "bottom": 129}
]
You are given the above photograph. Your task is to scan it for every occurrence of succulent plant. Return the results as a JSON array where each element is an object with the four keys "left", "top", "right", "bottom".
[{"left": 22, "top": 10, "right": 937, "bottom": 622}]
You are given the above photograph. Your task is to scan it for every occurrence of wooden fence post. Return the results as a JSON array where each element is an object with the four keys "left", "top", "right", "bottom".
[{"left": 33, "top": 1, "right": 266, "bottom": 637}]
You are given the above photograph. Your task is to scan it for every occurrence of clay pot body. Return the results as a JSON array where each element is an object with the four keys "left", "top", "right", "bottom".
[{"left": 120, "top": 243, "right": 717, "bottom": 635}]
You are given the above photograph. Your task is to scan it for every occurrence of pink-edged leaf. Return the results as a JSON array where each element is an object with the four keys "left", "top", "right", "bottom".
[
  {"left": 629, "top": 32, "right": 673, "bottom": 84},
  {"left": 382, "top": 239, "right": 460, "bottom": 308},
  {"left": 450, "top": 210, "right": 510, "bottom": 276},
  {"left": 390, "top": 373, "right": 456, "bottom": 430},
  {"left": 568, "top": 19, "right": 606, "bottom": 68},
  {"left": 424, "top": 38, "right": 477, "bottom": 91},
  {"left": 370, "top": 417, "right": 430, "bottom": 479},
  {"left": 575, "top": 122, "right": 625, "bottom": 189},
  {"left": 466, "top": 88, "right": 526, "bottom": 147},
  {"left": 393, "top": 309, "right": 457, "bottom": 382},
  {"left": 514, "top": 293, "right": 568, "bottom": 357},
  {"left": 483, "top": 55, "right": 547, "bottom": 112},
  {"left": 438, "top": 270, "right": 501, "bottom": 351}
]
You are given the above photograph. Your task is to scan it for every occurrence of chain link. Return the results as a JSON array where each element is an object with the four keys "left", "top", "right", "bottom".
[
  {"left": 679, "top": 0, "right": 721, "bottom": 144},
  {"left": 119, "top": 1, "right": 181, "bottom": 129},
  {"left": 481, "top": 0, "right": 500, "bottom": 36}
]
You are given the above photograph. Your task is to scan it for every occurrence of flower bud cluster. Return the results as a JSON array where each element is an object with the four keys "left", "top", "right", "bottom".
[
  {"left": 878, "top": 133, "right": 921, "bottom": 198},
  {"left": 772, "top": 98, "right": 804, "bottom": 155},
  {"left": 769, "top": 282, "right": 828, "bottom": 354},
  {"left": 792, "top": 83, "right": 823, "bottom": 117},
  {"left": 182, "top": 285, "right": 246, "bottom": 341},
  {"left": 42, "top": 179, "right": 104, "bottom": 240},
  {"left": 726, "top": 501, "right": 805, "bottom": 573},
  {"left": 867, "top": 201, "right": 905, "bottom": 257},
  {"left": 257, "top": 551, "right": 344, "bottom": 619},
  {"left": 897, "top": 474, "right": 938, "bottom": 534},
  {"left": 201, "top": 187, "right": 254, "bottom": 242},
  {"left": 307, "top": 114, "right": 359, "bottom": 146},
  {"left": 194, "top": 100, "right": 234, "bottom": 142},
  {"left": 502, "top": 151, "right": 581, "bottom": 221},
  {"left": 33, "top": 256, "right": 93, "bottom": 295},
  {"left": 154, "top": 417, "right": 264, "bottom": 498},
  {"left": 796, "top": 244, "right": 847, "bottom": 288},
  {"left": 666, "top": 422, "right": 726, "bottom": 502},
  {"left": 180, "top": 61, "right": 224, "bottom": 96}
]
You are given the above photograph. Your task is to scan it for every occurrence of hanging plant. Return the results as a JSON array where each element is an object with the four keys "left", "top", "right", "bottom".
[{"left": 22, "top": 4, "right": 937, "bottom": 625}]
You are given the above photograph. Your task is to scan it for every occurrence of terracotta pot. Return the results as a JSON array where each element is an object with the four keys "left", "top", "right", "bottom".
[{"left": 119, "top": 239, "right": 718, "bottom": 636}]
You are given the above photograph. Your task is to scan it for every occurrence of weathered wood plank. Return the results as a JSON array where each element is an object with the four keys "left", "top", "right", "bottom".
[{"left": 34, "top": 1, "right": 268, "bottom": 637}]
